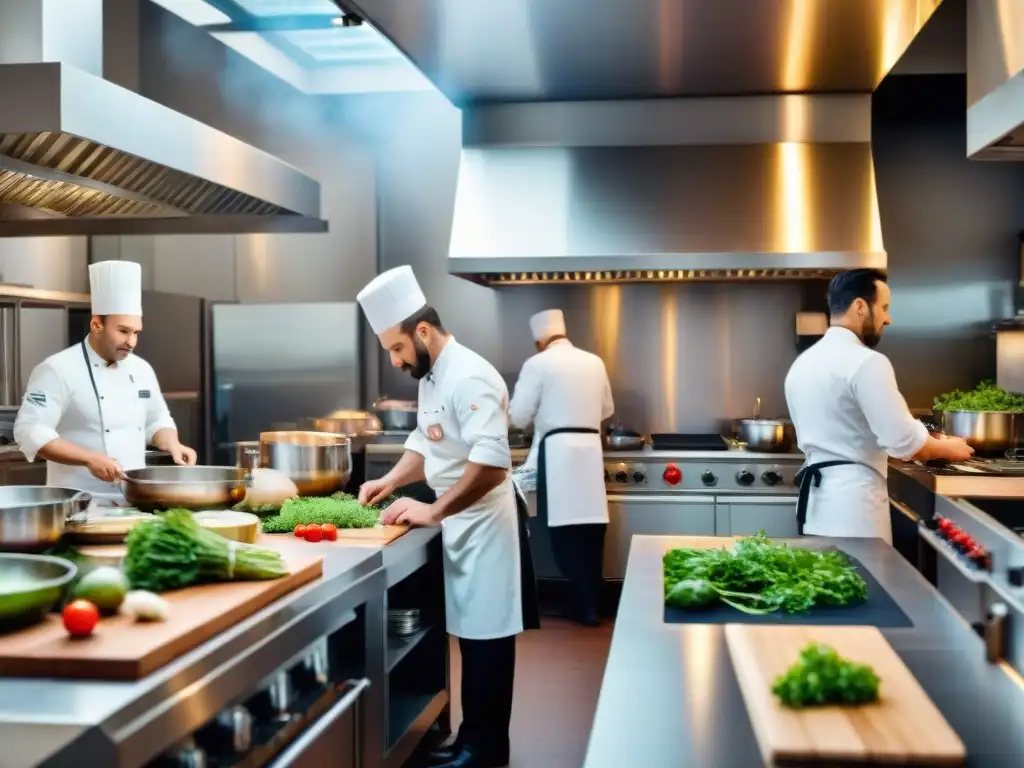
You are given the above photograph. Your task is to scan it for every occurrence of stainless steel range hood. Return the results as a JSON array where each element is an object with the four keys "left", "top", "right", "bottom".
[
  {"left": 967, "top": 0, "right": 1024, "bottom": 159},
  {"left": 0, "top": 63, "right": 325, "bottom": 237},
  {"left": 348, "top": 0, "right": 941, "bottom": 284},
  {"left": 449, "top": 96, "right": 885, "bottom": 285}
]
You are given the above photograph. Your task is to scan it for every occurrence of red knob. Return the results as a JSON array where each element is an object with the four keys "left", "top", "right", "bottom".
[{"left": 663, "top": 464, "right": 682, "bottom": 485}]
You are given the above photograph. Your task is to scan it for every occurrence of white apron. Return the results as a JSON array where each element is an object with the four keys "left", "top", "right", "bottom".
[
  {"left": 802, "top": 463, "right": 892, "bottom": 544},
  {"left": 538, "top": 430, "right": 608, "bottom": 527},
  {"left": 409, "top": 340, "right": 530, "bottom": 640}
]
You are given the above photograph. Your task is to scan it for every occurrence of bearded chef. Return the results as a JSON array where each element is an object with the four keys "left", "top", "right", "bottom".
[
  {"left": 356, "top": 266, "right": 539, "bottom": 768},
  {"left": 508, "top": 309, "right": 613, "bottom": 627},
  {"left": 785, "top": 269, "right": 973, "bottom": 542},
  {"left": 14, "top": 261, "right": 197, "bottom": 500}
]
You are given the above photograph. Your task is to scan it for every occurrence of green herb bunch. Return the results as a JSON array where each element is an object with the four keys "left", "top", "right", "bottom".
[
  {"left": 124, "top": 509, "right": 289, "bottom": 592},
  {"left": 933, "top": 379, "right": 1024, "bottom": 413},
  {"left": 260, "top": 492, "right": 383, "bottom": 533},
  {"left": 772, "top": 643, "right": 881, "bottom": 708},
  {"left": 662, "top": 532, "right": 867, "bottom": 614}
]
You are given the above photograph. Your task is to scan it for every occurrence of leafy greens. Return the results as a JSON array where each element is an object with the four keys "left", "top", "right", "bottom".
[
  {"left": 772, "top": 643, "right": 880, "bottom": 708},
  {"left": 662, "top": 532, "right": 867, "bottom": 614},
  {"left": 933, "top": 379, "right": 1024, "bottom": 413},
  {"left": 260, "top": 492, "right": 383, "bottom": 533}
]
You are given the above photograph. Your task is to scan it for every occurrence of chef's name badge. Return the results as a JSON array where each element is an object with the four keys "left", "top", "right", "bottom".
[
  {"left": 426, "top": 424, "right": 444, "bottom": 441},
  {"left": 138, "top": 389, "right": 151, "bottom": 399}
]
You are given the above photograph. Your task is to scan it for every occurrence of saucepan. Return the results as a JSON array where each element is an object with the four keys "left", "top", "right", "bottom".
[
  {"left": 0, "top": 486, "right": 92, "bottom": 552},
  {"left": 259, "top": 431, "right": 352, "bottom": 496},
  {"left": 937, "top": 410, "right": 1022, "bottom": 456},
  {"left": 604, "top": 426, "right": 646, "bottom": 451},
  {"left": 737, "top": 398, "right": 793, "bottom": 453},
  {"left": 120, "top": 466, "right": 248, "bottom": 512},
  {"left": 304, "top": 410, "right": 383, "bottom": 452}
]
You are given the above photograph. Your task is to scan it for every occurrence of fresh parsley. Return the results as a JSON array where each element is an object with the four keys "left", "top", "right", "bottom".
[
  {"left": 772, "top": 643, "right": 881, "bottom": 708},
  {"left": 933, "top": 379, "right": 1024, "bottom": 413},
  {"left": 662, "top": 532, "right": 868, "bottom": 614}
]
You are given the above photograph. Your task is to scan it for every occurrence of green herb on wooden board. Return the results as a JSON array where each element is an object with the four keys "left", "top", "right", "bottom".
[
  {"left": 260, "top": 492, "right": 383, "bottom": 533},
  {"left": 772, "top": 643, "right": 881, "bottom": 708}
]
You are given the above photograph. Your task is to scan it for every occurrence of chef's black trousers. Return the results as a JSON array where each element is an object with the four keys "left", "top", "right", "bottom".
[
  {"left": 457, "top": 635, "right": 516, "bottom": 761},
  {"left": 548, "top": 523, "right": 607, "bottom": 623}
]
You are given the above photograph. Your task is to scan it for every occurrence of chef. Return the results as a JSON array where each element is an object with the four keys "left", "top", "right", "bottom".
[
  {"left": 785, "top": 268, "right": 974, "bottom": 542},
  {"left": 14, "top": 261, "right": 197, "bottom": 501},
  {"left": 356, "top": 266, "right": 539, "bottom": 768},
  {"left": 508, "top": 309, "right": 614, "bottom": 627}
]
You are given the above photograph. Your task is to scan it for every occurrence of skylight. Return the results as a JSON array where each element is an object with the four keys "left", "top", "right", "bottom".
[
  {"left": 232, "top": 0, "right": 341, "bottom": 16},
  {"left": 279, "top": 28, "right": 401, "bottom": 63}
]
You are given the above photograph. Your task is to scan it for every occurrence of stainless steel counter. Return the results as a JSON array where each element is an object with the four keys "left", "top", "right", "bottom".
[
  {"left": 890, "top": 458, "right": 1024, "bottom": 499},
  {"left": 0, "top": 528, "right": 442, "bottom": 768},
  {"left": 585, "top": 535, "right": 1024, "bottom": 768}
]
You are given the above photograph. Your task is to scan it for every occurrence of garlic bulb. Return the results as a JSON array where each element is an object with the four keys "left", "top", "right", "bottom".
[{"left": 121, "top": 590, "right": 170, "bottom": 622}]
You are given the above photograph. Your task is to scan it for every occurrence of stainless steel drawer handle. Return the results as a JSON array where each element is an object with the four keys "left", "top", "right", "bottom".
[{"left": 268, "top": 678, "right": 370, "bottom": 768}]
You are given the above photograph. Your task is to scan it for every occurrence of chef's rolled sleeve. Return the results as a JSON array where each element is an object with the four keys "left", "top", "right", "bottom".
[
  {"left": 454, "top": 375, "right": 512, "bottom": 469},
  {"left": 851, "top": 354, "right": 928, "bottom": 460},
  {"left": 404, "top": 426, "right": 428, "bottom": 457},
  {"left": 14, "top": 362, "right": 66, "bottom": 461}
]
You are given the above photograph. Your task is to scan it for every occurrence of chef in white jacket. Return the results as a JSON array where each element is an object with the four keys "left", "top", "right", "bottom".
[
  {"left": 785, "top": 269, "right": 973, "bottom": 542},
  {"left": 508, "top": 309, "right": 613, "bottom": 626},
  {"left": 14, "top": 261, "right": 197, "bottom": 501},
  {"left": 356, "top": 266, "right": 539, "bottom": 768}
]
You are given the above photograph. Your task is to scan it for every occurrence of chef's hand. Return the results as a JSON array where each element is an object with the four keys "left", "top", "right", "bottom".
[
  {"left": 168, "top": 443, "right": 198, "bottom": 466},
  {"left": 942, "top": 436, "right": 975, "bottom": 462},
  {"left": 359, "top": 477, "right": 395, "bottom": 507},
  {"left": 382, "top": 498, "right": 438, "bottom": 527},
  {"left": 88, "top": 455, "right": 124, "bottom": 483}
]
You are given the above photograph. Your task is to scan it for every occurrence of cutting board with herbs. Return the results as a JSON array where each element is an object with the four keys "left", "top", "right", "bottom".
[
  {"left": 724, "top": 625, "right": 966, "bottom": 766},
  {"left": 332, "top": 524, "right": 410, "bottom": 545},
  {"left": 0, "top": 544, "right": 323, "bottom": 681}
]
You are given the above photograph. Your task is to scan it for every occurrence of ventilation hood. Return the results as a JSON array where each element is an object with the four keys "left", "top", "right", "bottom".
[
  {"left": 967, "top": 0, "right": 1024, "bottom": 159},
  {"left": 0, "top": 63, "right": 325, "bottom": 237},
  {"left": 448, "top": 96, "right": 886, "bottom": 284},
  {"left": 347, "top": 0, "right": 941, "bottom": 284}
]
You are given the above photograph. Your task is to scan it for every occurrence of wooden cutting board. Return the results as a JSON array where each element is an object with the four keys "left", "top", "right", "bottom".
[
  {"left": 0, "top": 545, "right": 323, "bottom": 681},
  {"left": 333, "top": 524, "right": 410, "bottom": 545},
  {"left": 724, "top": 625, "right": 966, "bottom": 766}
]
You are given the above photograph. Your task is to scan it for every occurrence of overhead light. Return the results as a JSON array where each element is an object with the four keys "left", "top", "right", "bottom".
[{"left": 336, "top": 12, "right": 363, "bottom": 27}]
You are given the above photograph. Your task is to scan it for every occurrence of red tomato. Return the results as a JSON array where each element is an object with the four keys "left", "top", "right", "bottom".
[
  {"left": 304, "top": 525, "right": 323, "bottom": 543},
  {"left": 321, "top": 523, "right": 338, "bottom": 542},
  {"left": 294, "top": 524, "right": 307, "bottom": 538},
  {"left": 63, "top": 600, "right": 99, "bottom": 637}
]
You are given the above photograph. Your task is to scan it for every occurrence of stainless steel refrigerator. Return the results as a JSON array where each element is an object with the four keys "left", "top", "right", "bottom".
[{"left": 207, "top": 302, "right": 362, "bottom": 466}]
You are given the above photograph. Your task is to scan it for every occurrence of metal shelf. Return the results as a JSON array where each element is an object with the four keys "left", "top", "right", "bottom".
[{"left": 386, "top": 627, "right": 432, "bottom": 674}]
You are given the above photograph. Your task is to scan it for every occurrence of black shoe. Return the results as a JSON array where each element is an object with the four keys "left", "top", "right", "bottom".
[
  {"left": 425, "top": 738, "right": 462, "bottom": 766},
  {"left": 430, "top": 744, "right": 508, "bottom": 768}
]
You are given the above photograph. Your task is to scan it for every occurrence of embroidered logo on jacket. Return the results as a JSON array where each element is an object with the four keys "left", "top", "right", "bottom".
[
  {"left": 426, "top": 424, "right": 444, "bottom": 441},
  {"left": 26, "top": 391, "right": 46, "bottom": 407}
]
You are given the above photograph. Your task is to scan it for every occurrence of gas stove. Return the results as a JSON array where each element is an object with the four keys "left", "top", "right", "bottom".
[{"left": 604, "top": 433, "right": 802, "bottom": 495}]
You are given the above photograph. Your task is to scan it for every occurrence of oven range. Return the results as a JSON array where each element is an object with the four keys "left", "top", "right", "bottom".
[{"left": 599, "top": 433, "right": 804, "bottom": 579}]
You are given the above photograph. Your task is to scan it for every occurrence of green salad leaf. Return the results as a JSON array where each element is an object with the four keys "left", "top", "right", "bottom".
[
  {"left": 933, "top": 379, "right": 1024, "bottom": 413},
  {"left": 772, "top": 643, "right": 881, "bottom": 708},
  {"left": 662, "top": 532, "right": 867, "bottom": 614}
]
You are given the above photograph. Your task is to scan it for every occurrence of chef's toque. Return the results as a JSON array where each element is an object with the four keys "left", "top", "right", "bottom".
[
  {"left": 529, "top": 309, "right": 566, "bottom": 342},
  {"left": 89, "top": 261, "right": 143, "bottom": 316},
  {"left": 357, "top": 266, "right": 428, "bottom": 334}
]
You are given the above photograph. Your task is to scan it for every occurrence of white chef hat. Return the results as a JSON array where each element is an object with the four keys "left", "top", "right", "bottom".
[
  {"left": 357, "top": 266, "right": 427, "bottom": 334},
  {"left": 89, "top": 261, "right": 143, "bottom": 316},
  {"left": 529, "top": 309, "right": 566, "bottom": 342}
]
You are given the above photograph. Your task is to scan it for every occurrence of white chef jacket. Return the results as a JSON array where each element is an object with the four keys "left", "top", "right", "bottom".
[
  {"left": 14, "top": 340, "right": 176, "bottom": 499},
  {"left": 784, "top": 327, "right": 928, "bottom": 542},
  {"left": 508, "top": 339, "right": 613, "bottom": 526},
  {"left": 404, "top": 337, "right": 525, "bottom": 640}
]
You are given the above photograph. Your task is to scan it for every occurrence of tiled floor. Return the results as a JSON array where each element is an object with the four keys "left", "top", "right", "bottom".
[{"left": 415, "top": 617, "right": 614, "bottom": 767}]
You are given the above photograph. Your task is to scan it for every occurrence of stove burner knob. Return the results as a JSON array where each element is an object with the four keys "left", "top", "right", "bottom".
[
  {"left": 632, "top": 470, "right": 646, "bottom": 484},
  {"left": 761, "top": 470, "right": 783, "bottom": 486},
  {"left": 663, "top": 464, "right": 682, "bottom": 486},
  {"left": 736, "top": 469, "right": 755, "bottom": 486},
  {"left": 615, "top": 470, "right": 628, "bottom": 484},
  {"left": 1008, "top": 567, "right": 1024, "bottom": 588},
  {"left": 701, "top": 470, "right": 717, "bottom": 486}
]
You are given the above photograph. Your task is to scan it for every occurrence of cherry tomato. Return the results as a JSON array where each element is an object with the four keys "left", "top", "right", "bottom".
[
  {"left": 294, "top": 524, "right": 307, "bottom": 538},
  {"left": 304, "top": 525, "right": 323, "bottom": 543},
  {"left": 63, "top": 599, "right": 99, "bottom": 637},
  {"left": 321, "top": 523, "right": 338, "bottom": 542},
  {"left": 937, "top": 518, "right": 951, "bottom": 532}
]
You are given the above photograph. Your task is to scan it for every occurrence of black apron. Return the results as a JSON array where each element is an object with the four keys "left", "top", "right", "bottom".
[
  {"left": 512, "top": 479, "right": 542, "bottom": 631},
  {"left": 794, "top": 460, "right": 857, "bottom": 534},
  {"left": 536, "top": 427, "right": 601, "bottom": 525}
]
